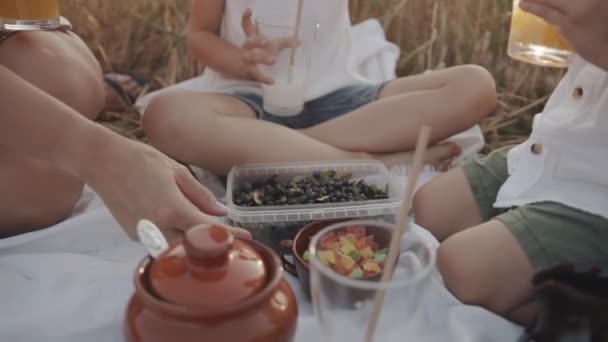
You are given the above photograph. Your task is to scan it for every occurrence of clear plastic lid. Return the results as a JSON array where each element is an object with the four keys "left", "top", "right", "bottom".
[{"left": 226, "top": 160, "right": 402, "bottom": 224}]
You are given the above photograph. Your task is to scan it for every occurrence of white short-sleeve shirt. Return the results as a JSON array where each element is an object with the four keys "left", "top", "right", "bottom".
[
  {"left": 494, "top": 57, "right": 608, "bottom": 220},
  {"left": 198, "top": 0, "right": 366, "bottom": 100}
]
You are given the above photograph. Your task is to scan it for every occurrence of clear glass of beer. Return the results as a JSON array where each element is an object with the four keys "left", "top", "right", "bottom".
[
  {"left": 508, "top": 0, "right": 573, "bottom": 68},
  {"left": 0, "top": 0, "right": 61, "bottom": 31}
]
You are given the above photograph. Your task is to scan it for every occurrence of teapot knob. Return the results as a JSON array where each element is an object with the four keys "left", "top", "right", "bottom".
[{"left": 184, "top": 224, "right": 234, "bottom": 267}]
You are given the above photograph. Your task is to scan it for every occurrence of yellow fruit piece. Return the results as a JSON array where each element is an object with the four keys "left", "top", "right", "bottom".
[
  {"left": 339, "top": 240, "right": 356, "bottom": 256},
  {"left": 363, "top": 261, "right": 381, "bottom": 273},
  {"left": 341, "top": 255, "right": 356, "bottom": 270},
  {"left": 344, "top": 233, "right": 357, "bottom": 243},
  {"left": 360, "top": 246, "right": 374, "bottom": 259},
  {"left": 349, "top": 268, "right": 364, "bottom": 278},
  {"left": 319, "top": 251, "right": 336, "bottom": 266}
]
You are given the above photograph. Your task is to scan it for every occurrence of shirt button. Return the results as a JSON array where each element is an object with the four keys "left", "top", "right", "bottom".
[
  {"left": 531, "top": 143, "right": 543, "bottom": 155},
  {"left": 572, "top": 87, "right": 584, "bottom": 99}
]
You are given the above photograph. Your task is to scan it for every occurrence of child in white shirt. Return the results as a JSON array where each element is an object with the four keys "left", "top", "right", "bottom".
[
  {"left": 141, "top": 0, "right": 497, "bottom": 176},
  {"left": 414, "top": 0, "right": 608, "bottom": 326}
]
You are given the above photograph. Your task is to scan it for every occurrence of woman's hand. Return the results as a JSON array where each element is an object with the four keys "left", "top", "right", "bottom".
[
  {"left": 82, "top": 134, "right": 251, "bottom": 242},
  {"left": 0, "top": 65, "right": 251, "bottom": 242},
  {"left": 520, "top": 0, "right": 608, "bottom": 71}
]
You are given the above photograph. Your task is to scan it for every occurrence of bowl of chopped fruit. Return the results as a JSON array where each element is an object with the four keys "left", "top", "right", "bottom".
[
  {"left": 309, "top": 220, "right": 436, "bottom": 340},
  {"left": 279, "top": 219, "right": 395, "bottom": 298}
]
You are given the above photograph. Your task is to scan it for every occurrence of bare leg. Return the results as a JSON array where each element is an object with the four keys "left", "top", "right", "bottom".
[
  {"left": 0, "top": 30, "right": 104, "bottom": 236},
  {"left": 413, "top": 144, "right": 537, "bottom": 325},
  {"left": 437, "top": 220, "right": 537, "bottom": 326},
  {"left": 144, "top": 91, "right": 370, "bottom": 175},
  {"left": 145, "top": 66, "right": 493, "bottom": 175},
  {"left": 144, "top": 91, "right": 459, "bottom": 176},
  {"left": 413, "top": 167, "right": 484, "bottom": 242},
  {"left": 301, "top": 65, "right": 497, "bottom": 153}
]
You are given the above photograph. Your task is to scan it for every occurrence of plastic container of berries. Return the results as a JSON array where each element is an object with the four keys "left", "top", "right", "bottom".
[{"left": 226, "top": 160, "right": 402, "bottom": 250}]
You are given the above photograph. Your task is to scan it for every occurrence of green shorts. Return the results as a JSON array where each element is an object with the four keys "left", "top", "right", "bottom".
[{"left": 463, "top": 147, "right": 608, "bottom": 270}]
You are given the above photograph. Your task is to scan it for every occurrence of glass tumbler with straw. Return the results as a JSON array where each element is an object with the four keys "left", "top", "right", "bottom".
[
  {"left": 309, "top": 220, "right": 436, "bottom": 342},
  {"left": 309, "top": 126, "right": 437, "bottom": 342},
  {"left": 256, "top": 0, "right": 316, "bottom": 117}
]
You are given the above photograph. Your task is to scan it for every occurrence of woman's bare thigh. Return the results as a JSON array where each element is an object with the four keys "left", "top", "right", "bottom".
[{"left": 0, "top": 30, "right": 104, "bottom": 236}]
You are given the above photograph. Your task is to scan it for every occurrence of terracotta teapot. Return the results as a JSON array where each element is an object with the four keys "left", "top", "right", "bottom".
[{"left": 124, "top": 223, "right": 298, "bottom": 342}]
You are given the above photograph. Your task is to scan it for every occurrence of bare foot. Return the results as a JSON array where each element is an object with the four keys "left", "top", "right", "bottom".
[
  {"left": 104, "top": 73, "right": 144, "bottom": 111},
  {"left": 374, "top": 143, "right": 461, "bottom": 171}
]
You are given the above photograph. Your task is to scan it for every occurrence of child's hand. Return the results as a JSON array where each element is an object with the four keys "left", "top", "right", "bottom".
[
  {"left": 520, "top": 0, "right": 608, "bottom": 71},
  {"left": 240, "top": 9, "right": 298, "bottom": 84},
  {"left": 239, "top": 9, "right": 276, "bottom": 84}
]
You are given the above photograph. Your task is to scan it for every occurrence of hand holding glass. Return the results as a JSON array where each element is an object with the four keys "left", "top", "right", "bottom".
[
  {"left": 507, "top": 0, "right": 573, "bottom": 68},
  {"left": 256, "top": 14, "right": 316, "bottom": 117}
]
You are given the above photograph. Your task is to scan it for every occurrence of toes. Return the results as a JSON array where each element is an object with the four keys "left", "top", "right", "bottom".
[
  {"left": 434, "top": 158, "right": 454, "bottom": 172},
  {"left": 104, "top": 73, "right": 143, "bottom": 97},
  {"left": 104, "top": 73, "right": 129, "bottom": 86},
  {"left": 103, "top": 72, "right": 146, "bottom": 111},
  {"left": 423, "top": 143, "right": 462, "bottom": 171},
  {"left": 447, "top": 143, "right": 462, "bottom": 158},
  {"left": 123, "top": 80, "right": 141, "bottom": 97},
  {"left": 424, "top": 143, "right": 458, "bottom": 164}
]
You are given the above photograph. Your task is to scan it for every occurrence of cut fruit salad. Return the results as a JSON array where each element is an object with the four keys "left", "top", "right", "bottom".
[{"left": 302, "top": 226, "right": 387, "bottom": 278}]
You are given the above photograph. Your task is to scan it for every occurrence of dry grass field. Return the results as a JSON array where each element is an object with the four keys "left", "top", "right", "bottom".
[{"left": 61, "top": 0, "right": 564, "bottom": 151}]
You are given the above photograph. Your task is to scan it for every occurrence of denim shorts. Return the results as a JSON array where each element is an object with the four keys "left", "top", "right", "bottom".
[{"left": 230, "top": 83, "right": 384, "bottom": 129}]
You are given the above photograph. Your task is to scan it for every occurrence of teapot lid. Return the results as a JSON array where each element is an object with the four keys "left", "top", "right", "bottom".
[{"left": 148, "top": 224, "right": 267, "bottom": 308}]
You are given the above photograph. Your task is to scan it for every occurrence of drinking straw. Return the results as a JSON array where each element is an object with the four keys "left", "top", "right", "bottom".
[
  {"left": 364, "top": 125, "right": 432, "bottom": 342},
  {"left": 288, "top": 0, "right": 304, "bottom": 83}
]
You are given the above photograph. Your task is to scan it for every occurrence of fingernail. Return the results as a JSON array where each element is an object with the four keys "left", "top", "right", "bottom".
[
  {"left": 240, "top": 229, "right": 253, "bottom": 240},
  {"left": 215, "top": 201, "right": 228, "bottom": 214},
  {"left": 452, "top": 144, "right": 462, "bottom": 155}
]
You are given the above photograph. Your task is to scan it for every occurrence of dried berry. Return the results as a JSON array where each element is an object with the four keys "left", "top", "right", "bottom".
[{"left": 233, "top": 170, "right": 389, "bottom": 207}]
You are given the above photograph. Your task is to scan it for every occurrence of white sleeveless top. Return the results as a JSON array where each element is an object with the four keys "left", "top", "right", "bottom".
[
  {"left": 494, "top": 57, "right": 608, "bottom": 219},
  {"left": 199, "top": 0, "right": 367, "bottom": 100}
]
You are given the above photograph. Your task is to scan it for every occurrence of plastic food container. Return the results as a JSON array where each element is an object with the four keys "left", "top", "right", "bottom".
[{"left": 226, "top": 160, "right": 402, "bottom": 250}]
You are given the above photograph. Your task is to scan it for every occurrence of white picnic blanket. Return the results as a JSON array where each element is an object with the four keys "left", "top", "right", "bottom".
[
  {"left": 0, "top": 179, "right": 522, "bottom": 342},
  {"left": 0, "top": 18, "right": 513, "bottom": 342}
]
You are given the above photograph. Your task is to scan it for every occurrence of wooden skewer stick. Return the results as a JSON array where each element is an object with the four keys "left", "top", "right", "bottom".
[
  {"left": 364, "top": 125, "right": 432, "bottom": 342},
  {"left": 288, "top": 0, "right": 304, "bottom": 83}
]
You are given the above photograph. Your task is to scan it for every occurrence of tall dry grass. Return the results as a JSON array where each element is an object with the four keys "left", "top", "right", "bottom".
[{"left": 62, "top": 0, "right": 564, "bottom": 150}]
